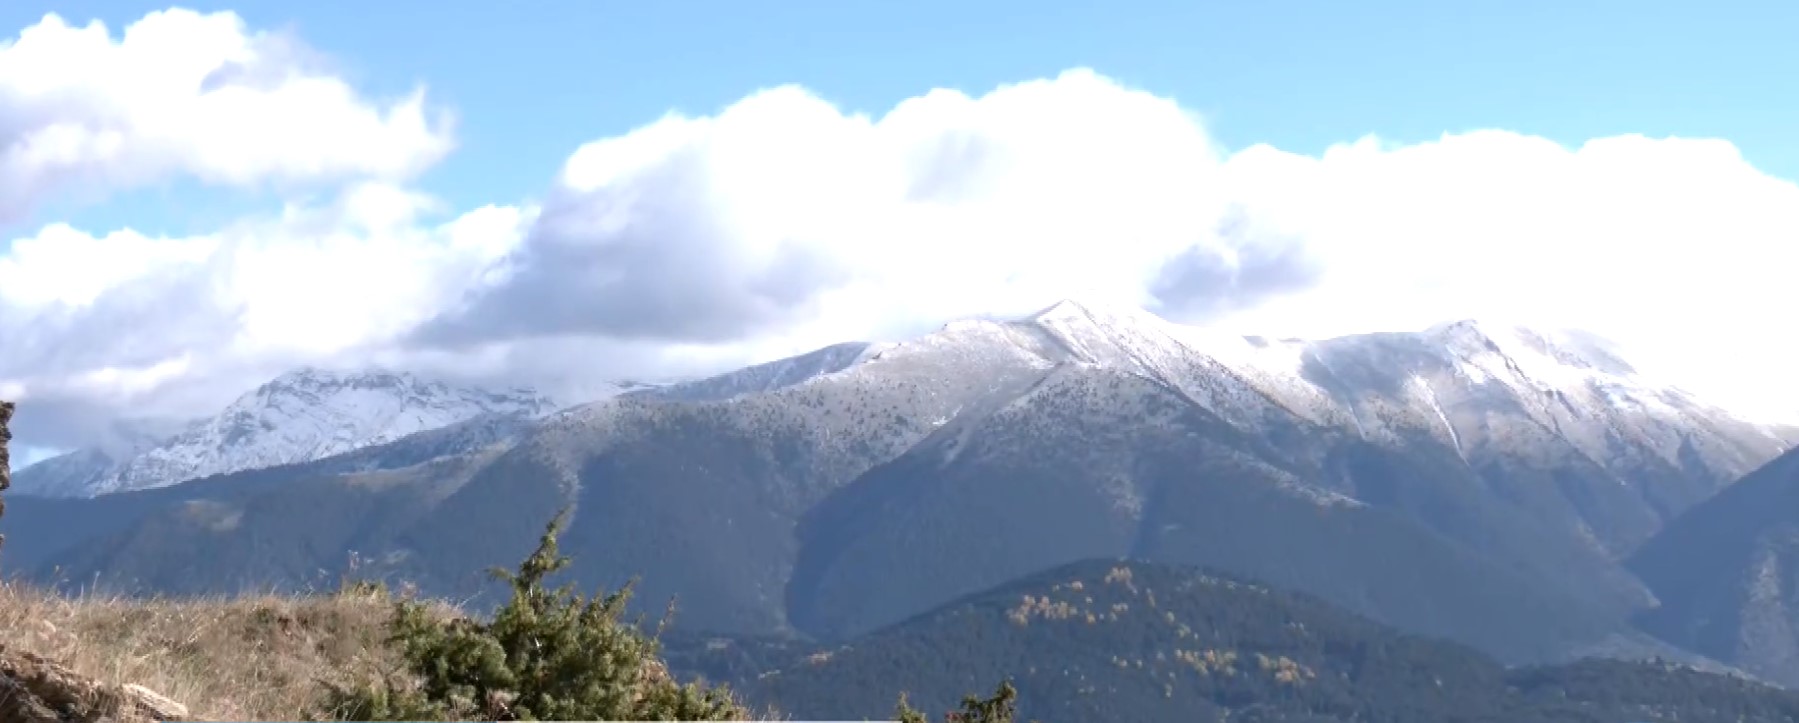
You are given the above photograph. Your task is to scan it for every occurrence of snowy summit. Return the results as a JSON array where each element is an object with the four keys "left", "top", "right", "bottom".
[{"left": 20, "top": 368, "right": 560, "bottom": 498}]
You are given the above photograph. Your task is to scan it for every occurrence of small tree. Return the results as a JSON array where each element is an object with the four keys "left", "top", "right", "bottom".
[
  {"left": 324, "top": 511, "right": 747, "bottom": 721},
  {"left": 896, "top": 680, "right": 1023, "bottom": 723}
]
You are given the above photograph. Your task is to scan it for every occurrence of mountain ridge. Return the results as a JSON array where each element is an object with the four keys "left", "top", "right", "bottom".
[{"left": 13, "top": 368, "right": 562, "bottom": 498}]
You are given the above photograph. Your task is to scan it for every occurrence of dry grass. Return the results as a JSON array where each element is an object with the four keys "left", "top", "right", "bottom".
[{"left": 0, "top": 578, "right": 449, "bottom": 721}]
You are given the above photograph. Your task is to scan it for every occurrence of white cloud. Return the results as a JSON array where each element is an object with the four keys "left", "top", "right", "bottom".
[
  {"left": 417, "top": 70, "right": 1270, "bottom": 349},
  {"left": 1213, "top": 131, "right": 1799, "bottom": 418},
  {"left": 0, "top": 181, "right": 526, "bottom": 441},
  {"left": 4, "top": 36, "right": 1798, "bottom": 451},
  {"left": 0, "top": 222, "right": 217, "bottom": 307},
  {"left": 0, "top": 8, "right": 452, "bottom": 220},
  {"left": 415, "top": 68, "right": 1799, "bottom": 420}
]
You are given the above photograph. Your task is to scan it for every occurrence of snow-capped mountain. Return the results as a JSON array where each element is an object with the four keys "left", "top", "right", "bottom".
[
  {"left": 886, "top": 299, "right": 1793, "bottom": 552},
  {"left": 595, "top": 299, "right": 1790, "bottom": 505},
  {"left": 1305, "top": 319, "right": 1788, "bottom": 475},
  {"left": 8, "top": 448, "right": 117, "bottom": 497},
  {"left": 523, "top": 299, "right": 1750, "bottom": 648},
  {"left": 23, "top": 368, "right": 562, "bottom": 497},
  {"left": 534, "top": 298, "right": 1790, "bottom": 552},
  {"left": 589, "top": 298, "right": 1777, "bottom": 564},
  {"left": 1004, "top": 300, "right": 1789, "bottom": 464},
  {"left": 8, "top": 415, "right": 199, "bottom": 497}
]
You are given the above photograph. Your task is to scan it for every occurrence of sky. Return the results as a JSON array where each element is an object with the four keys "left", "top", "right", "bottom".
[{"left": 1, "top": 1, "right": 1796, "bottom": 459}]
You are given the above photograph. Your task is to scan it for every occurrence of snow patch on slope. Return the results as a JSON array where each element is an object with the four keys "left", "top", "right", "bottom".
[{"left": 1413, "top": 374, "right": 1466, "bottom": 461}]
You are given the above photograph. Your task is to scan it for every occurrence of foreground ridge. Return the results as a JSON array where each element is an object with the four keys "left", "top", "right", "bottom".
[
  {"left": 0, "top": 644, "right": 188, "bottom": 723},
  {"left": 2, "top": 401, "right": 192, "bottom": 723}
]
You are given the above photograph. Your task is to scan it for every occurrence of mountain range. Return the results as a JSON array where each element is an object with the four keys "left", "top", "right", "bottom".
[
  {"left": 11, "top": 368, "right": 561, "bottom": 498},
  {"left": 5, "top": 299, "right": 1799, "bottom": 712}
]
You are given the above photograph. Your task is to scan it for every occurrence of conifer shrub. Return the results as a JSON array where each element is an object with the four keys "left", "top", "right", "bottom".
[
  {"left": 322, "top": 511, "right": 748, "bottom": 721},
  {"left": 896, "top": 680, "right": 1023, "bottom": 723}
]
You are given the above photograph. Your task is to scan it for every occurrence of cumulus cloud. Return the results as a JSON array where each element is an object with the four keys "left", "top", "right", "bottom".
[
  {"left": 0, "top": 8, "right": 452, "bottom": 220},
  {"left": 407, "top": 71, "right": 1799, "bottom": 420},
  {"left": 5, "top": 23, "right": 1799, "bottom": 453},
  {"left": 415, "top": 71, "right": 1264, "bottom": 349},
  {"left": 406, "top": 69, "right": 1799, "bottom": 422}
]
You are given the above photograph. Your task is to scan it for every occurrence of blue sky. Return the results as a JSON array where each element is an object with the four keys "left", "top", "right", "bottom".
[
  {"left": 6, "top": 0, "right": 1794, "bottom": 237},
  {"left": 4, "top": 1, "right": 1799, "bottom": 453}
]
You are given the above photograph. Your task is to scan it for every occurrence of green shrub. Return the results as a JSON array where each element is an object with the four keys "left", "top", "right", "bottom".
[
  {"left": 896, "top": 680, "right": 1023, "bottom": 723},
  {"left": 323, "top": 511, "right": 747, "bottom": 721}
]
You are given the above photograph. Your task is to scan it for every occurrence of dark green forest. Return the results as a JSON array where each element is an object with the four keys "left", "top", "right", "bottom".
[{"left": 663, "top": 558, "right": 1799, "bottom": 722}]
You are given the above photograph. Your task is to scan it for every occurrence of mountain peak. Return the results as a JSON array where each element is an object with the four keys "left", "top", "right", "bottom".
[{"left": 58, "top": 367, "right": 562, "bottom": 497}]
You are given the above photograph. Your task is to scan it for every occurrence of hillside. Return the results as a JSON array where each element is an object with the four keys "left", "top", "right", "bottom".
[
  {"left": 786, "top": 363, "right": 1627, "bottom": 661},
  {"left": 0, "top": 578, "right": 406, "bottom": 721},
  {"left": 671, "top": 558, "right": 1799, "bottom": 722},
  {"left": 1630, "top": 446, "right": 1799, "bottom": 686}
]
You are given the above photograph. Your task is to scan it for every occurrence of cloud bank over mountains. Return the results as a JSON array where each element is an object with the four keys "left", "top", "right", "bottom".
[{"left": 4, "top": 8, "right": 1797, "bottom": 450}]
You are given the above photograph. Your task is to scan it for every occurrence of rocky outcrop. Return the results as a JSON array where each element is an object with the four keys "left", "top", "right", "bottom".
[{"left": 0, "top": 645, "right": 188, "bottom": 723}]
